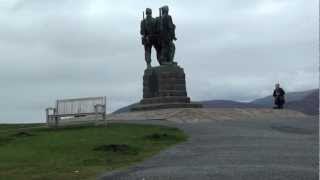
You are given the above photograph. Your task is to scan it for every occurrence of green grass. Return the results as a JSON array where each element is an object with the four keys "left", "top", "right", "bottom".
[
  {"left": 0, "top": 123, "right": 43, "bottom": 131},
  {"left": 0, "top": 123, "right": 187, "bottom": 180}
]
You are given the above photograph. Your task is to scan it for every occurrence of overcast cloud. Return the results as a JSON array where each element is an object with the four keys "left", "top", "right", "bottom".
[{"left": 0, "top": 0, "right": 318, "bottom": 123}]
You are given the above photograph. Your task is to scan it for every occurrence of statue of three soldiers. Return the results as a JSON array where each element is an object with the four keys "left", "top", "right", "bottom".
[{"left": 140, "top": 5, "right": 177, "bottom": 68}]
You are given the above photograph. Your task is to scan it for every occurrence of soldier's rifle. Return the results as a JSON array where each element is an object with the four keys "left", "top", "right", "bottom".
[{"left": 142, "top": 11, "right": 146, "bottom": 45}]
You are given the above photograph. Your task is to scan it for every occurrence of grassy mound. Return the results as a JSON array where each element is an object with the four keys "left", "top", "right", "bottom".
[{"left": 0, "top": 123, "right": 187, "bottom": 180}]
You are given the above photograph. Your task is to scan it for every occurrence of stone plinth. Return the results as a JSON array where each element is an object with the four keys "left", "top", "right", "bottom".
[{"left": 131, "top": 64, "right": 202, "bottom": 111}]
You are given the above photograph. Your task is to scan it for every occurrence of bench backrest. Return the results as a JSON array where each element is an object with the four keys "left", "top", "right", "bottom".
[{"left": 56, "top": 96, "right": 106, "bottom": 116}]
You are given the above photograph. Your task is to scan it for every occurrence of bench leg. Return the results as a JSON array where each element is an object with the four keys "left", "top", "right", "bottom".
[
  {"left": 54, "top": 116, "right": 59, "bottom": 128},
  {"left": 46, "top": 109, "right": 49, "bottom": 125},
  {"left": 103, "top": 113, "right": 107, "bottom": 126}
]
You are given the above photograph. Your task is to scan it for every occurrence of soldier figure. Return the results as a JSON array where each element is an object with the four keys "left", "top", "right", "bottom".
[
  {"left": 158, "top": 5, "right": 177, "bottom": 64},
  {"left": 273, "top": 83, "right": 286, "bottom": 109},
  {"left": 140, "top": 8, "right": 161, "bottom": 68}
]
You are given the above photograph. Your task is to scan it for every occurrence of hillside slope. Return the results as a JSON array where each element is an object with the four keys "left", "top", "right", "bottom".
[
  {"left": 251, "top": 89, "right": 317, "bottom": 106},
  {"left": 286, "top": 90, "right": 319, "bottom": 115},
  {"left": 201, "top": 100, "right": 266, "bottom": 108},
  {"left": 113, "top": 89, "right": 319, "bottom": 115}
]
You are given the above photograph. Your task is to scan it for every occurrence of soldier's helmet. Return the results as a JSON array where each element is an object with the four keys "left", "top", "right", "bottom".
[
  {"left": 161, "top": 5, "right": 169, "bottom": 14},
  {"left": 146, "top": 8, "right": 152, "bottom": 15}
]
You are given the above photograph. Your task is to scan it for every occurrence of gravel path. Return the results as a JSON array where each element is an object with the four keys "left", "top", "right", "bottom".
[{"left": 99, "top": 116, "right": 318, "bottom": 180}]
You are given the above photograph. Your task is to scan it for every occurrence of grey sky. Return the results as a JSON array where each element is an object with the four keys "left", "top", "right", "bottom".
[{"left": 0, "top": 0, "right": 318, "bottom": 123}]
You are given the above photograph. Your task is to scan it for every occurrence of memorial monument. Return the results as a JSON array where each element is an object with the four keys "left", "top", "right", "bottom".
[{"left": 131, "top": 6, "right": 202, "bottom": 111}]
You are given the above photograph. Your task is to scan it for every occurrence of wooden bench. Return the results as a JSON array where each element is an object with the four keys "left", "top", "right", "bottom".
[{"left": 46, "top": 96, "right": 106, "bottom": 127}]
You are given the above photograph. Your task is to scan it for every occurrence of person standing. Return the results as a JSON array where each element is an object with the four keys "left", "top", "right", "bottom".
[{"left": 273, "top": 83, "right": 286, "bottom": 109}]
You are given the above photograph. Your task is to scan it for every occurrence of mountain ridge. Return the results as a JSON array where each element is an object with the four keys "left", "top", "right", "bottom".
[{"left": 114, "top": 89, "right": 319, "bottom": 115}]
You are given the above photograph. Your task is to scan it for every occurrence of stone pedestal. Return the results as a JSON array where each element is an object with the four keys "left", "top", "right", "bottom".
[{"left": 131, "top": 64, "right": 202, "bottom": 111}]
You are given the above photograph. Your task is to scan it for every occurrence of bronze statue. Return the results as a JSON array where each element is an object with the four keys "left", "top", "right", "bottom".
[
  {"left": 140, "top": 6, "right": 177, "bottom": 68},
  {"left": 133, "top": 7, "right": 203, "bottom": 111},
  {"left": 140, "top": 8, "right": 161, "bottom": 68},
  {"left": 159, "top": 5, "right": 177, "bottom": 64}
]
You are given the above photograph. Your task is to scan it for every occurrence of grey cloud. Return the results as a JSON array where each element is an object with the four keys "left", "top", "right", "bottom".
[{"left": 0, "top": 0, "right": 317, "bottom": 123}]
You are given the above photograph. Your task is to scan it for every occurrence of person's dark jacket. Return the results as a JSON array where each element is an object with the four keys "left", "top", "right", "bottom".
[{"left": 273, "top": 88, "right": 286, "bottom": 105}]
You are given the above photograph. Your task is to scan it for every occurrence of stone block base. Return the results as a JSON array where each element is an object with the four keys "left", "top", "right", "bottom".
[
  {"left": 131, "top": 102, "right": 202, "bottom": 111},
  {"left": 131, "top": 64, "right": 202, "bottom": 111},
  {"left": 140, "top": 96, "right": 190, "bottom": 104}
]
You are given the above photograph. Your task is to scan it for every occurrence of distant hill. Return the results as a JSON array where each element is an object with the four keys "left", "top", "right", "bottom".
[
  {"left": 113, "top": 89, "right": 319, "bottom": 115},
  {"left": 286, "top": 90, "right": 319, "bottom": 115},
  {"left": 202, "top": 89, "right": 318, "bottom": 115},
  {"left": 251, "top": 89, "right": 317, "bottom": 107},
  {"left": 201, "top": 100, "right": 265, "bottom": 108},
  {"left": 113, "top": 103, "right": 137, "bottom": 114}
]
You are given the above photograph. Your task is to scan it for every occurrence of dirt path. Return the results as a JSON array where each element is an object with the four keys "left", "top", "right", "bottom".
[{"left": 99, "top": 115, "right": 318, "bottom": 180}]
